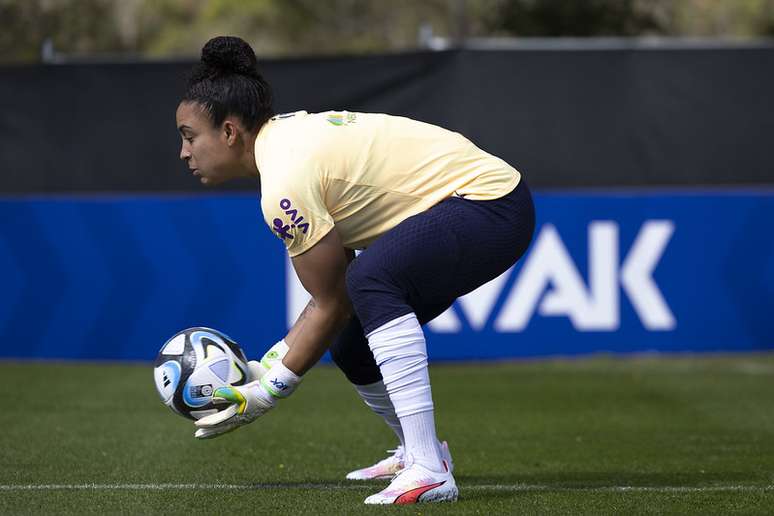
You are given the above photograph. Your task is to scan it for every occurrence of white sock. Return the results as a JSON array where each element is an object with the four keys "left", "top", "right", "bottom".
[
  {"left": 354, "top": 380, "right": 405, "bottom": 448},
  {"left": 366, "top": 313, "right": 444, "bottom": 473},
  {"left": 400, "top": 411, "right": 443, "bottom": 472}
]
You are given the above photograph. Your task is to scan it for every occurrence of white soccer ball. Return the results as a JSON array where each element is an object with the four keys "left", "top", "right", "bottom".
[{"left": 153, "top": 327, "right": 249, "bottom": 420}]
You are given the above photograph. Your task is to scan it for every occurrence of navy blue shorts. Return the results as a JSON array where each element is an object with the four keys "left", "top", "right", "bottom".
[{"left": 330, "top": 179, "right": 535, "bottom": 385}]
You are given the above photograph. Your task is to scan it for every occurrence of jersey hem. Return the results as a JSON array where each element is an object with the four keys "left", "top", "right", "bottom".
[{"left": 286, "top": 223, "right": 335, "bottom": 258}]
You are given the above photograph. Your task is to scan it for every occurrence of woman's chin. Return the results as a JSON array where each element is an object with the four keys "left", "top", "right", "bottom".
[
  {"left": 200, "top": 175, "right": 222, "bottom": 186},
  {"left": 198, "top": 172, "right": 230, "bottom": 186}
]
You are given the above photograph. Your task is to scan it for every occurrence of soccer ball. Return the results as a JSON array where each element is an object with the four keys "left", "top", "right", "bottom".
[{"left": 153, "top": 327, "right": 250, "bottom": 420}]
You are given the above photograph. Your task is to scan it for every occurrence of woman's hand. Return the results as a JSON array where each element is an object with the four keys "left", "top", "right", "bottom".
[
  {"left": 193, "top": 381, "right": 275, "bottom": 439},
  {"left": 194, "top": 342, "right": 288, "bottom": 439}
]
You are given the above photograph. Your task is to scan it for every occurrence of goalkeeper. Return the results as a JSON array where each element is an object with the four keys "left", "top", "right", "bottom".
[{"left": 175, "top": 36, "right": 535, "bottom": 505}]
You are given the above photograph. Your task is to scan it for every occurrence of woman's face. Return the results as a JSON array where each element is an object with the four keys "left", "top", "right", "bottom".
[{"left": 175, "top": 101, "right": 242, "bottom": 186}]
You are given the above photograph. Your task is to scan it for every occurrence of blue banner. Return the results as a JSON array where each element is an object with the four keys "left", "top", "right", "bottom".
[{"left": 0, "top": 191, "right": 771, "bottom": 361}]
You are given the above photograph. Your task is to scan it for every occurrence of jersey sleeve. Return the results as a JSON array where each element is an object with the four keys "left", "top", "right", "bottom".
[{"left": 261, "top": 173, "right": 335, "bottom": 257}]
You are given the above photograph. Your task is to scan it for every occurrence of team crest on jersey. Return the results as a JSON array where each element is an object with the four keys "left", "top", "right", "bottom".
[
  {"left": 272, "top": 198, "right": 310, "bottom": 241},
  {"left": 326, "top": 112, "right": 357, "bottom": 126}
]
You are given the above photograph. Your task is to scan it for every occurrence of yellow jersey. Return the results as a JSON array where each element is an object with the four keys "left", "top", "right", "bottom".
[{"left": 255, "top": 110, "right": 521, "bottom": 257}]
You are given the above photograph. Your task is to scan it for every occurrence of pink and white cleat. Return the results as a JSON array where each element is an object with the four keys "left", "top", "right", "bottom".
[
  {"left": 346, "top": 446, "right": 405, "bottom": 480},
  {"left": 346, "top": 441, "right": 454, "bottom": 481},
  {"left": 363, "top": 457, "right": 458, "bottom": 505}
]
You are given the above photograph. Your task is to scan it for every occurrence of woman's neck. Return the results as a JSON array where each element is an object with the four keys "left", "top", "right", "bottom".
[{"left": 239, "top": 130, "right": 261, "bottom": 178}]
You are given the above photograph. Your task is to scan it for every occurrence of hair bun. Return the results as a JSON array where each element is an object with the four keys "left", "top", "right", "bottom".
[{"left": 200, "top": 36, "right": 259, "bottom": 78}]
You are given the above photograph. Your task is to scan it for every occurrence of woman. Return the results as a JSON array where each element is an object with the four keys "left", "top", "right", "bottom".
[{"left": 176, "top": 36, "right": 535, "bottom": 505}]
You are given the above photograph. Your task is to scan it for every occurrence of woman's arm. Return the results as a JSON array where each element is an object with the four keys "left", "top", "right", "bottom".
[
  {"left": 282, "top": 227, "right": 353, "bottom": 375},
  {"left": 192, "top": 228, "right": 353, "bottom": 438}
]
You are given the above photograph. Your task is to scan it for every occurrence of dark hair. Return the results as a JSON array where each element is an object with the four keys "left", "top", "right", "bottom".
[{"left": 182, "top": 36, "right": 274, "bottom": 131}]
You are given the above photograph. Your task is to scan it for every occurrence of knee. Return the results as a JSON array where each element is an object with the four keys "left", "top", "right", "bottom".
[
  {"left": 329, "top": 335, "right": 348, "bottom": 371},
  {"left": 329, "top": 317, "right": 383, "bottom": 385},
  {"left": 330, "top": 345, "right": 383, "bottom": 386}
]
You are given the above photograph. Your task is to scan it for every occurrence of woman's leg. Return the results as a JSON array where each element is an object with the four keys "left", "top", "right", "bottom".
[
  {"left": 346, "top": 180, "right": 535, "bottom": 477},
  {"left": 329, "top": 317, "right": 405, "bottom": 448}
]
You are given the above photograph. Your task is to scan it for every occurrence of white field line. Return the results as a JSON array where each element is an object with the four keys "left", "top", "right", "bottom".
[{"left": 0, "top": 483, "right": 772, "bottom": 493}]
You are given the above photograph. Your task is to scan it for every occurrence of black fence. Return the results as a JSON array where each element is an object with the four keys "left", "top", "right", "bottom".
[{"left": 1, "top": 47, "right": 773, "bottom": 193}]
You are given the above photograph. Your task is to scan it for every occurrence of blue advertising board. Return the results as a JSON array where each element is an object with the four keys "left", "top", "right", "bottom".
[{"left": 0, "top": 190, "right": 771, "bottom": 361}]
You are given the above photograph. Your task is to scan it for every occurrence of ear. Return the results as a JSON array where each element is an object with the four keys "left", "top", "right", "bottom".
[{"left": 223, "top": 120, "right": 239, "bottom": 146}]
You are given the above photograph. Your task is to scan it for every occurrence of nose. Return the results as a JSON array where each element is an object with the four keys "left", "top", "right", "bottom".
[{"left": 180, "top": 144, "right": 191, "bottom": 161}]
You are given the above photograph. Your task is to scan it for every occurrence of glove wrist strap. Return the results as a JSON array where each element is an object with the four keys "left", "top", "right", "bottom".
[
  {"left": 260, "top": 339, "right": 290, "bottom": 370},
  {"left": 260, "top": 362, "right": 301, "bottom": 399}
]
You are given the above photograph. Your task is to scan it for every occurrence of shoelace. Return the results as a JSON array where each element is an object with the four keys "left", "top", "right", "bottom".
[
  {"left": 386, "top": 446, "right": 404, "bottom": 461},
  {"left": 390, "top": 451, "right": 415, "bottom": 481}
]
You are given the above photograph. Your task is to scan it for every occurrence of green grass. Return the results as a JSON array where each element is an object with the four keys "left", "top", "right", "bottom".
[{"left": 2, "top": 354, "right": 774, "bottom": 514}]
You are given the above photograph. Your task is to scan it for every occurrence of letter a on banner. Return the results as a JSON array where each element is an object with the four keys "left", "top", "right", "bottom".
[
  {"left": 494, "top": 223, "right": 618, "bottom": 331},
  {"left": 495, "top": 221, "right": 675, "bottom": 332}
]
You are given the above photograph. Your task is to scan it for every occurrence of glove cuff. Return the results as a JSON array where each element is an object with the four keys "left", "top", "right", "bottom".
[
  {"left": 260, "top": 362, "right": 301, "bottom": 399},
  {"left": 260, "top": 340, "right": 290, "bottom": 370}
]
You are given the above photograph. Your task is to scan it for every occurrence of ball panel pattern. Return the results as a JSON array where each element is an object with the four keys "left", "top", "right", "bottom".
[{"left": 153, "top": 327, "right": 249, "bottom": 420}]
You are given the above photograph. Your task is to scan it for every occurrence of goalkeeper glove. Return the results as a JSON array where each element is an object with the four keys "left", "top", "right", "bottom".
[
  {"left": 246, "top": 340, "right": 290, "bottom": 381},
  {"left": 194, "top": 361, "right": 301, "bottom": 439}
]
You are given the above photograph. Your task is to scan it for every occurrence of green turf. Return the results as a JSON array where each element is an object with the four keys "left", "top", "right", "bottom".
[{"left": 2, "top": 355, "right": 774, "bottom": 514}]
